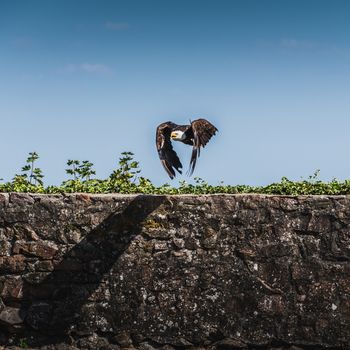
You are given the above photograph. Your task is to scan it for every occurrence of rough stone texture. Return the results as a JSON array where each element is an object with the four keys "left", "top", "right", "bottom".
[{"left": 0, "top": 193, "right": 349, "bottom": 349}]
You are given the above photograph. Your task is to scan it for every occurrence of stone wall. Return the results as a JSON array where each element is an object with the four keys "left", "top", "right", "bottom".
[{"left": 0, "top": 193, "right": 349, "bottom": 350}]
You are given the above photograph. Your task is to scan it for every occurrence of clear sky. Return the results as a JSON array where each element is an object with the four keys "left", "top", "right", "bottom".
[{"left": 1, "top": 0, "right": 350, "bottom": 186}]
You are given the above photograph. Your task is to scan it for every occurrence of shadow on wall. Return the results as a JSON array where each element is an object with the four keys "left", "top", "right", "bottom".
[{"left": 19, "top": 195, "right": 166, "bottom": 346}]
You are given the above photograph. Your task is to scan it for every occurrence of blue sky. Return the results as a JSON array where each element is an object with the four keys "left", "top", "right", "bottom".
[{"left": 1, "top": 0, "right": 350, "bottom": 186}]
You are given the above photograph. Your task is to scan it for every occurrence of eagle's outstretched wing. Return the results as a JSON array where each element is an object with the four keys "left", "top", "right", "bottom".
[
  {"left": 188, "top": 118, "right": 218, "bottom": 176},
  {"left": 156, "top": 122, "right": 183, "bottom": 179}
]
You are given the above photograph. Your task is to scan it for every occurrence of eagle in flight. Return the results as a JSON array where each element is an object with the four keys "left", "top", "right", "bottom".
[{"left": 156, "top": 118, "right": 218, "bottom": 179}]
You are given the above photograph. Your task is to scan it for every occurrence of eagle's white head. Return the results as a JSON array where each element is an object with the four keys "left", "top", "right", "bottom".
[{"left": 171, "top": 130, "right": 185, "bottom": 141}]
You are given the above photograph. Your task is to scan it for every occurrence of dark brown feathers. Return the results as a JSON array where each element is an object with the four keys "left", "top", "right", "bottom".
[
  {"left": 156, "top": 118, "right": 218, "bottom": 179},
  {"left": 156, "top": 122, "right": 183, "bottom": 179},
  {"left": 188, "top": 119, "right": 218, "bottom": 176}
]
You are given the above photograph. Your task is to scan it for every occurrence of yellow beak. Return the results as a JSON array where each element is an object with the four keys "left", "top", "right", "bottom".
[{"left": 171, "top": 132, "right": 177, "bottom": 139}]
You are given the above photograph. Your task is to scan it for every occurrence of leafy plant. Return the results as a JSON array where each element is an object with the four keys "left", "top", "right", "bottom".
[
  {"left": 109, "top": 152, "right": 140, "bottom": 183},
  {"left": 66, "top": 159, "right": 96, "bottom": 181},
  {"left": 18, "top": 338, "right": 28, "bottom": 348},
  {"left": 308, "top": 169, "right": 321, "bottom": 182},
  {"left": 5, "top": 152, "right": 45, "bottom": 193},
  {"left": 2, "top": 151, "right": 350, "bottom": 195},
  {"left": 65, "top": 160, "right": 80, "bottom": 180},
  {"left": 20, "top": 151, "right": 44, "bottom": 186},
  {"left": 107, "top": 151, "right": 142, "bottom": 193}
]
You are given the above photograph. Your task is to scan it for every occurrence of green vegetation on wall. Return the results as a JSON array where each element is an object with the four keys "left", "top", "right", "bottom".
[{"left": 1, "top": 152, "right": 350, "bottom": 195}]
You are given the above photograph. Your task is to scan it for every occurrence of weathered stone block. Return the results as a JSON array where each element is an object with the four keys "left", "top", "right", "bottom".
[
  {"left": 0, "top": 306, "right": 25, "bottom": 326},
  {"left": 13, "top": 241, "right": 58, "bottom": 259},
  {"left": 0, "top": 255, "right": 25, "bottom": 274},
  {"left": 0, "top": 277, "right": 24, "bottom": 301}
]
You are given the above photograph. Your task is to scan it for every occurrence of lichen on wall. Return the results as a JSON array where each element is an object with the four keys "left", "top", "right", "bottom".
[{"left": 0, "top": 193, "right": 349, "bottom": 349}]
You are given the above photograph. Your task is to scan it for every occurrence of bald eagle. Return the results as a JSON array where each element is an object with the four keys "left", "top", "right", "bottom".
[{"left": 156, "top": 118, "right": 218, "bottom": 179}]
